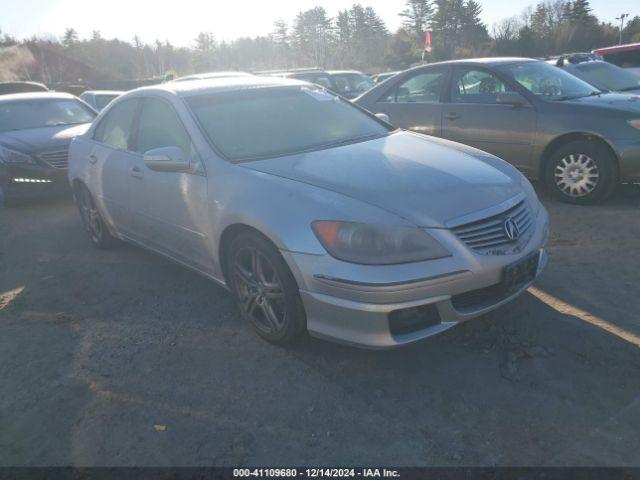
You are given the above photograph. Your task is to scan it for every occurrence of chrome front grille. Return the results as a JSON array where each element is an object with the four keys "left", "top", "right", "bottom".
[
  {"left": 39, "top": 149, "right": 69, "bottom": 169},
  {"left": 452, "top": 200, "right": 533, "bottom": 253}
]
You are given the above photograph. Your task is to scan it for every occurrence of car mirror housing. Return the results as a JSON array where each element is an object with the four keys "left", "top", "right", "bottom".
[
  {"left": 496, "top": 92, "right": 527, "bottom": 107},
  {"left": 375, "top": 112, "right": 391, "bottom": 124},
  {"left": 143, "top": 146, "right": 190, "bottom": 172}
]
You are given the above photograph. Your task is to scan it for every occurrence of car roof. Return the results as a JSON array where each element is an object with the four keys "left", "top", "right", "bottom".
[
  {"left": 283, "top": 71, "right": 330, "bottom": 77},
  {"left": 0, "top": 80, "right": 48, "bottom": 88},
  {"left": 132, "top": 76, "right": 311, "bottom": 98},
  {"left": 82, "top": 90, "right": 123, "bottom": 95},
  {"left": 174, "top": 71, "right": 253, "bottom": 82},
  {"left": 0, "top": 91, "right": 77, "bottom": 103},
  {"left": 593, "top": 42, "right": 640, "bottom": 55},
  {"left": 435, "top": 57, "right": 537, "bottom": 67},
  {"left": 326, "top": 70, "right": 367, "bottom": 75}
]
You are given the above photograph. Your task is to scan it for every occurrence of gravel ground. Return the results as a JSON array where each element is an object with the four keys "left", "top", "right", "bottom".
[{"left": 0, "top": 184, "right": 639, "bottom": 466}]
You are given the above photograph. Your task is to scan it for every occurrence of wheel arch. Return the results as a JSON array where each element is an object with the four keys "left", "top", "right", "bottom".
[
  {"left": 218, "top": 223, "right": 294, "bottom": 288},
  {"left": 538, "top": 132, "right": 620, "bottom": 180},
  {"left": 70, "top": 177, "right": 85, "bottom": 191}
]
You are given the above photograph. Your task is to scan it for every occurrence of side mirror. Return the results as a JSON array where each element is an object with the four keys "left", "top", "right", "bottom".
[
  {"left": 496, "top": 92, "right": 527, "bottom": 107},
  {"left": 375, "top": 112, "right": 391, "bottom": 124},
  {"left": 143, "top": 146, "right": 190, "bottom": 172}
]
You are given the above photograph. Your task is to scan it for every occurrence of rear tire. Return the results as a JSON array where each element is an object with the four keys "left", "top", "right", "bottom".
[
  {"left": 544, "top": 139, "right": 617, "bottom": 205},
  {"left": 74, "top": 183, "right": 115, "bottom": 249},
  {"left": 227, "top": 231, "right": 306, "bottom": 345}
]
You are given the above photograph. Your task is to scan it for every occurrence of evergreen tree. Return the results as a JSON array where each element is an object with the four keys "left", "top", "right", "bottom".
[
  {"left": 400, "top": 0, "right": 433, "bottom": 40},
  {"left": 62, "top": 28, "right": 78, "bottom": 47},
  {"left": 292, "top": 7, "right": 332, "bottom": 67},
  {"left": 193, "top": 32, "right": 216, "bottom": 72}
]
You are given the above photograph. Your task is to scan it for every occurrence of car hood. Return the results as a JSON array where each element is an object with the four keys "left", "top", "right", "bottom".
[
  {"left": 243, "top": 131, "right": 523, "bottom": 228},
  {"left": 0, "top": 123, "right": 91, "bottom": 155},
  {"left": 563, "top": 92, "right": 640, "bottom": 113}
]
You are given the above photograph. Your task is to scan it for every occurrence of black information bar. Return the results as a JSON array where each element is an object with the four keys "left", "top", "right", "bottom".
[{"left": 1, "top": 468, "right": 639, "bottom": 480}]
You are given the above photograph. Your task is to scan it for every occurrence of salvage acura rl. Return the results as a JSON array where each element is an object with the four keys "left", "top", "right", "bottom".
[{"left": 68, "top": 77, "right": 549, "bottom": 348}]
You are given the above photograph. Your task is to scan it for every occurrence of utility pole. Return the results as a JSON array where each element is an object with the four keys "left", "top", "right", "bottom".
[{"left": 615, "top": 13, "right": 629, "bottom": 45}]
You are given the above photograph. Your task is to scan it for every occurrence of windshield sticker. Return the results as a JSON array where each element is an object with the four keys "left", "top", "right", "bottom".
[{"left": 301, "top": 87, "right": 338, "bottom": 102}]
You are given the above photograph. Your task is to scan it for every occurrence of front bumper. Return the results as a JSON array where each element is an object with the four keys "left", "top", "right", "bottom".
[
  {"left": 282, "top": 206, "right": 549, "bottom": 349},
  {"left": 0, "top": 163, "right": 70, "bottom": 201},
  {"left": 611, "top": 137, "right": 640, "bottom": 182}
]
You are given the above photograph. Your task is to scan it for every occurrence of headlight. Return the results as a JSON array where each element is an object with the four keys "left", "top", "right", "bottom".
[
  {"left": 0, "top": 146, "right": 34, "bottom": 165},
  {"left": 628, "top": 119, "right": 640, "bottom": 130},
  {"left": 312, "top": 221, "right": 451, "bottom": 265}
]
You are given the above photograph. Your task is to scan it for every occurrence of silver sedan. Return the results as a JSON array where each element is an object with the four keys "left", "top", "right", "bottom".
[{"left": 68, "top": 77, "right": 549, "bottom": 348}]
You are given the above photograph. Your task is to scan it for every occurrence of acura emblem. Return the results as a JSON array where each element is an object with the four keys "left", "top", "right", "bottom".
[{"left": 503, "top": 217, "right": 520, "bottom": 241}]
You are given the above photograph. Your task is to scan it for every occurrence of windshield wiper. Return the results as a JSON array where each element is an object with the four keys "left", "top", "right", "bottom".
[
  {"left": 555, "top": 91, "right": 602, "bottom": 101},
  {"left": 317, "top": 132, "right": 386, "bottom": 150}
]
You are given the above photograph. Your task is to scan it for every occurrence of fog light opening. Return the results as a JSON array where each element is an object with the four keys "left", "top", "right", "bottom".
[{"left": 389, "top": 304, "right": 441, "bottom": 337}]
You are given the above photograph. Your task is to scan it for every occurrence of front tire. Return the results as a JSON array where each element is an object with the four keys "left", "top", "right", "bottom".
[
  {"left": 227, "top": 232, "right": 306, "bottom": 345},
  {"left": 74, "top": 183, "right": 115, "bottom": 249},
  {"left": 544, "top": 139, "right": 617, "bottom": 204}
]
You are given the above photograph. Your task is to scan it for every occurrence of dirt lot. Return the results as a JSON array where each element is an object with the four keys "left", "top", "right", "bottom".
[{"left": 1, "top": 184, "right": 639, "bottom": 466}]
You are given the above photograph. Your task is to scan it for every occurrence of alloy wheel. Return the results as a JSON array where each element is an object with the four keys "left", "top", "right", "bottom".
[
  {"left": 78, "top": 187, "right": 104, "bottom": 244},
  {"left": 232, "top": 246, "right": 287, "bottom": 335},
  {"left": 554, "top": 153, "right": 600, "bottom": 198}
]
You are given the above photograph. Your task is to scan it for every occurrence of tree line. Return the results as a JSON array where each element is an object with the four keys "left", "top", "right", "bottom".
[{"left": 0, "top": 0, "right": 639, "bottom": 85}]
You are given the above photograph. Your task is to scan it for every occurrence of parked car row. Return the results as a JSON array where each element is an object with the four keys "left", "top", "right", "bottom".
[{"left": 0, "top": 54, "right": 637, "bottom": 348}]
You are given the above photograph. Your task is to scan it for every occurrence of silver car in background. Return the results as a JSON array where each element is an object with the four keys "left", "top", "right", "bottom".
[
  {"left": 79, "top": 90, "right": 123, "bottom": 111},
  {"left": 68, "top": 77, "right": 548, "bottom": 348}
]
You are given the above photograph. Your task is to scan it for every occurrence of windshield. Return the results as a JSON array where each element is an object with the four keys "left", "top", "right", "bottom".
[
  {"left": 187, "top": 86, "right": 389, "bottom": 162},
  {"left": 498, "top": 61, "right": 600, "bottom": 101},
  {"left": 330, "top": 73, "right": 375, "bottom": 95},
  {"left": 0, "top": 98, "right": 96, "bottom": 132},
  {"left": 571, "top": 62, "right": 640, "bottom": 92},
  {"left": 94, "top": 94, "right": 120, "bottom": 110}
]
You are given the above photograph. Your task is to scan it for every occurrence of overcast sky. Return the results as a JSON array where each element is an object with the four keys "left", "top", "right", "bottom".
[{"left": 0, "top": 0, "right": 637, "bottom": 47}]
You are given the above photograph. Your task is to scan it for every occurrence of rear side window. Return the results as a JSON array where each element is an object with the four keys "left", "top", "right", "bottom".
[
  {"left": 93, "top": 99, "right": 139, "bottom": 150},
  {"left": 134, "top": 98, "right": 191, "bottom": 156},
  {"left": 381, "top": 70, "right": 446, "bottom": 103}
]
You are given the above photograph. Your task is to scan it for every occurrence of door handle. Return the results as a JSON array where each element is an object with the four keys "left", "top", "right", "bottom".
[
  {"left": 130, "top": 166, "right": 144, "bottom": 179},
  {"left": 88, "top": 154, "right": 97, "bottom": 164},
  {"left": 445, "top": 112, "right": 461, "bottom": 121}
]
